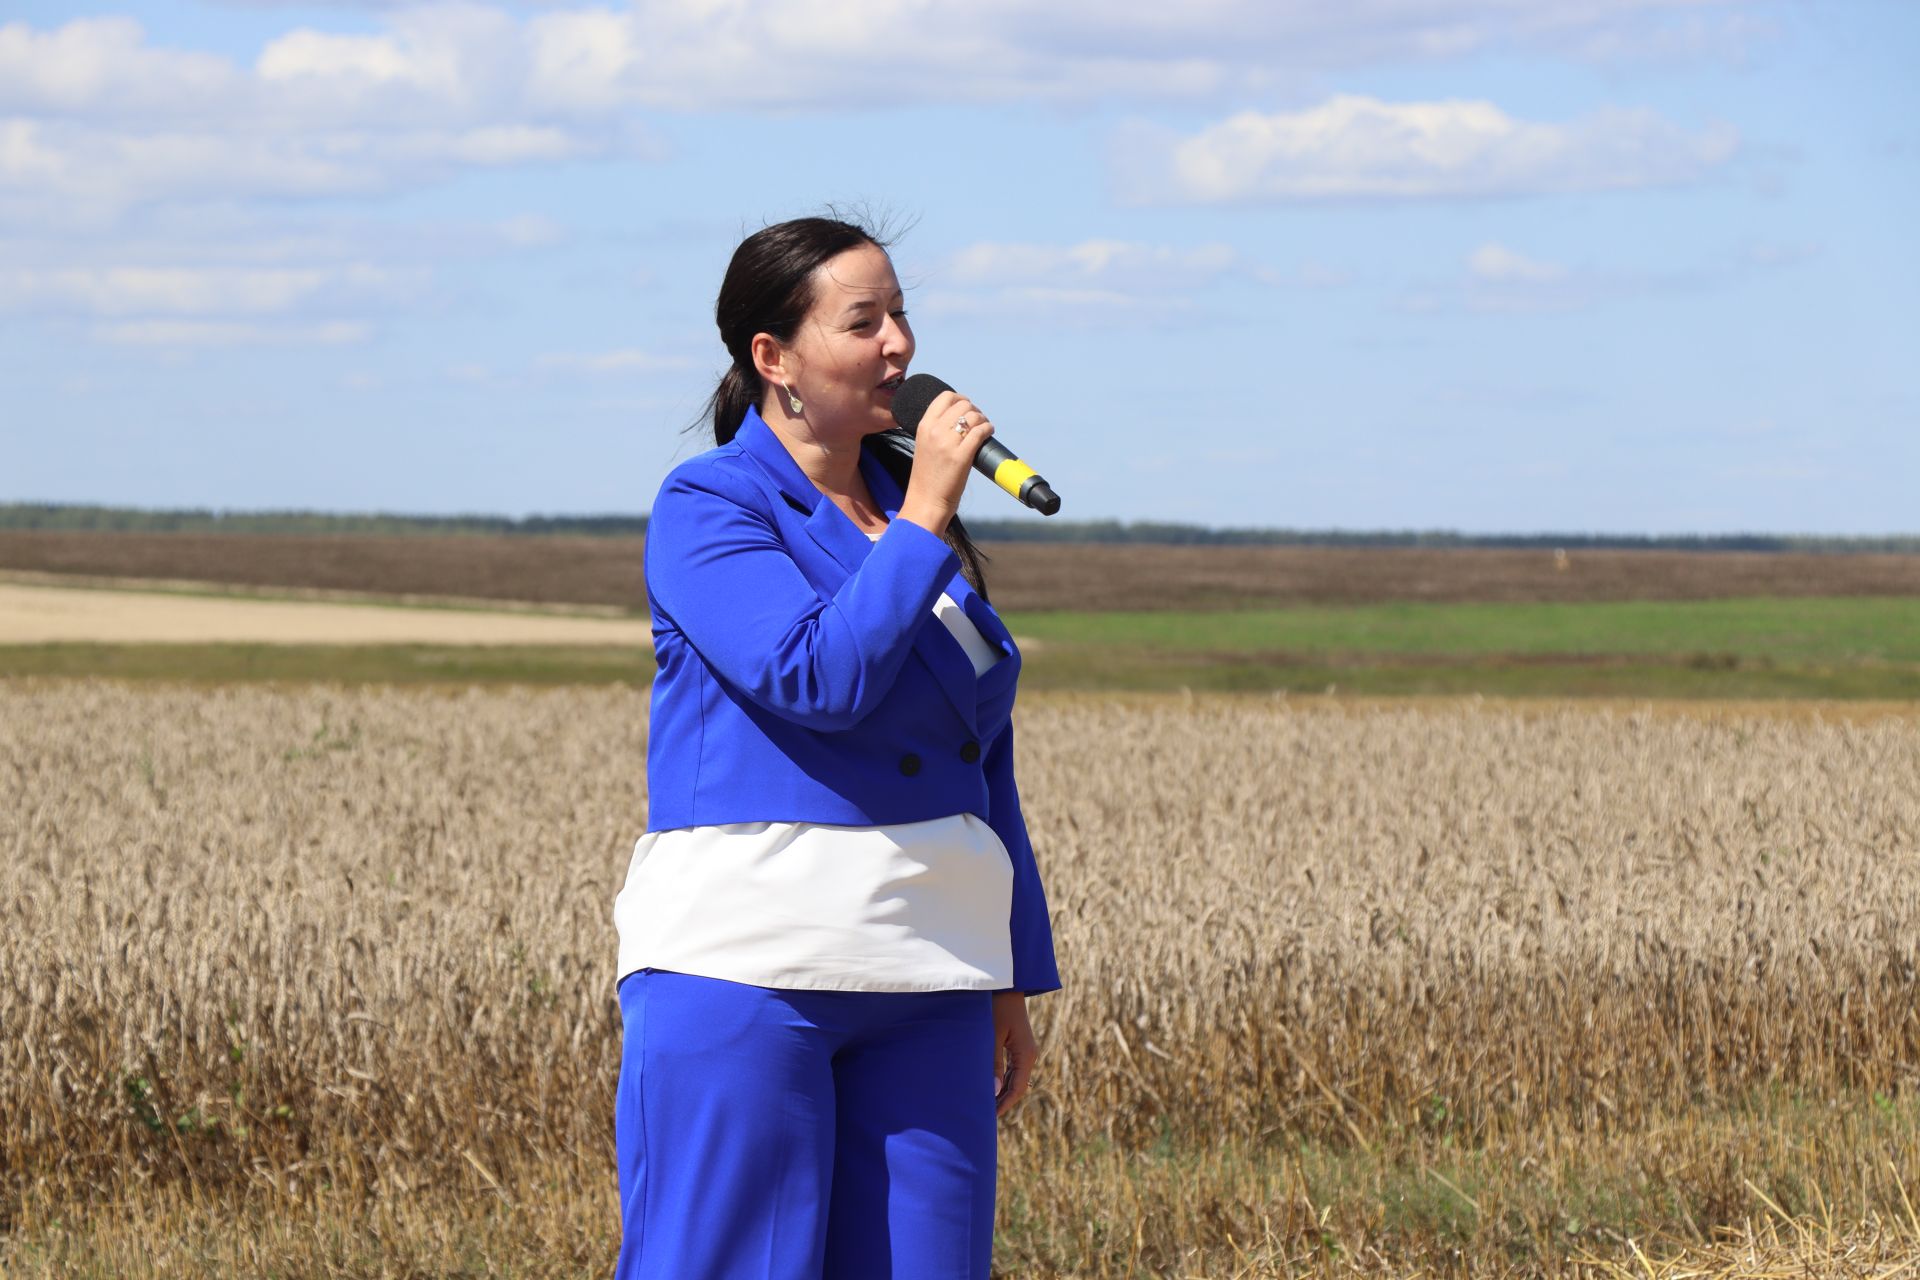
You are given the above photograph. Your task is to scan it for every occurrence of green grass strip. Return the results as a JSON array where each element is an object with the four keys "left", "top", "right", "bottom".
[
  {"left": 1015, "top": 652, "right": 1920, "bottom": 699},
  {"left": 1004, "top": 596, "right": 1920, "bottom": 663},
  {"left": 0, "top": 644, "right": 653, "bottom": 685}
]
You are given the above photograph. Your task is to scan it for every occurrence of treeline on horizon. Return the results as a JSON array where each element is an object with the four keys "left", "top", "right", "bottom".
[{"left": 3, "top": 502, "right": 1916, "bottom": 555}]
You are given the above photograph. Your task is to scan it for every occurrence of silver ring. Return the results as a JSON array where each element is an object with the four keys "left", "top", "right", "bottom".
[{"left": 954, "top": 415, "right": 971, "bottom": 434}]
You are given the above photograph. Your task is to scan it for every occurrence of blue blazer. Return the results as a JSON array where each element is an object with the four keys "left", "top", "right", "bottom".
[{"left": 643, "top": 407, "right": 1060, "bottom": 995}]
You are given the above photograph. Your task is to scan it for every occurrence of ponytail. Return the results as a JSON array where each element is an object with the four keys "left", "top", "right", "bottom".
[{"left": 708, "top": 364, "right": 759, "bottom": 446}]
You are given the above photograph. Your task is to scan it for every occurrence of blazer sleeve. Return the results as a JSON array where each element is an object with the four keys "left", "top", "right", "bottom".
[
  {"left": 984, "top": 720, "right": 1062, "bottom": 996},
  {"left": 646, "top": 462, "right": 960, "bottom": 732}
]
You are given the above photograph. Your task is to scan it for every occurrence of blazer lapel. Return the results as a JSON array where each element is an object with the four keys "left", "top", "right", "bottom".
[
  {"left": 805, "top": 499, "right": 875, "bottom": 578},
  {"left": 735, "top": 409, "right": 871, "bottom": 578}
]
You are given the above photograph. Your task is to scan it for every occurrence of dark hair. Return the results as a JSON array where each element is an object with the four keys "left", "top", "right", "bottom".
[{"left": 704, "top": 215, "right": 990, "bottom": 599}]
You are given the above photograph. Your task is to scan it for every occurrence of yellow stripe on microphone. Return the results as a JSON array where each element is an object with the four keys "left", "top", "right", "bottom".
[{"left": 991, "top": 458, "right": 1038, "bottom": 501}]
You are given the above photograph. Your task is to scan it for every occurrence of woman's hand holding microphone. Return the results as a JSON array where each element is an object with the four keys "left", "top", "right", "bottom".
[{"left": 896, "top": 389, "right": 993, "bottom": 538}]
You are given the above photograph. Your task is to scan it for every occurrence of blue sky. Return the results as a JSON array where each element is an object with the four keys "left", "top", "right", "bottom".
[{"left": 2, "top": 0, "right": 1914, "bottom": 534}]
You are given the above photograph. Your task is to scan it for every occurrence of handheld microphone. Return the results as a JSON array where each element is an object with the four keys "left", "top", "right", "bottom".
[{"left": 890, "top": 373, "right": 1062, "bottom": 516}]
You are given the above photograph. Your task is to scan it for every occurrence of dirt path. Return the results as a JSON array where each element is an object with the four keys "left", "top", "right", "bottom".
[{"left": 0, "top": 583, "right": 653, "bottom": 647}]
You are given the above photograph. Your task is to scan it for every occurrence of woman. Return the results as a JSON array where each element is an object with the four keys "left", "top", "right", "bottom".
[{"left": 612, "top": 215, "right": 1061, "bottom": 1279}]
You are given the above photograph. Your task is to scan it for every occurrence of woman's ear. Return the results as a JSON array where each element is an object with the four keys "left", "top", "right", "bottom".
[{"left": 749, "top": 332, "right": 790, "bottom": 390}]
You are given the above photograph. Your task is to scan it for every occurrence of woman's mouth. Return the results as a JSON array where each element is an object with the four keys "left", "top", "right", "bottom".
[{"left": 877, "top": 373, "right": 904, "bottom": 394}]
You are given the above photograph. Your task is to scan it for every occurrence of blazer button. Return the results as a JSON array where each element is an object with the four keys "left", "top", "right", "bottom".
[
  {"left": 899, "top": 753, "right": 922, "bottom": 777},
  {"left": 960, "top": 740, "right": 981, "bottom": 764}
]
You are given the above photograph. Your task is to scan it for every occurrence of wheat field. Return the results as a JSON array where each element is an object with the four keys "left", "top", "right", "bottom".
[{"left": 4, "top": 683, "right": 1918, "bottom": 1277}]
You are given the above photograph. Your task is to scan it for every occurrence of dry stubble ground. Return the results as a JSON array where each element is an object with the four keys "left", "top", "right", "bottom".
[
  {"left": 3, "top": 685, "right": 1919, "bottom": 1277},
  {"left": 8, "top": 529, "right": 1920, "bottom": 611}
]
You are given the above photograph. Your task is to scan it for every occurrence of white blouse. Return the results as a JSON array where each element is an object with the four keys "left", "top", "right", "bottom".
[{"left": 615, "top": 532, "right": 1011, "bottom": 992}]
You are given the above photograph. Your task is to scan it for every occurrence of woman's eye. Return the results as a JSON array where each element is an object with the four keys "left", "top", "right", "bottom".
[{"left": 891, "top": 309, "right": 910, "bottom": 321}]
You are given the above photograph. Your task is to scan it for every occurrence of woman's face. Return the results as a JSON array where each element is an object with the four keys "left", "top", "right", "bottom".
[{"left": 778, "top": 242, "right": 914, "bottom": 443}]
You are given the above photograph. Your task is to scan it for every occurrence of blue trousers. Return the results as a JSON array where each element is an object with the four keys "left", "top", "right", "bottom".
[{"left": 614, "top": 969, "right": 998, "bottom": 1279}]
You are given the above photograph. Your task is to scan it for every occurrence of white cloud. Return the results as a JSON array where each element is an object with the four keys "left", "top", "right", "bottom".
[
  {"left": 1421, "top": 236, "right": 1815, "bottom": 314},
  {"left": 441, "top": 123, "right": 582, "bottom": 165},
  {"left": 1119, "top": 94, "right": 1738, "bottom": 204},
  {"left": 3, "top": 4, "right": 1770, "bottom": 123},
  {"left": 1463, "top": 283, "right": 1586, "bottom": 316},
  {"left": 928, "top": 237, "right": 1267, "bottom": 326},
  {"left": 255, "top": 28, "right": 436, "bottom": 87},
  {"left": 922, "top": 283, "right": 1203, "bottom": 330},
  {"left": 1261, "top": 261, "right": 1353, "bottom": 289},
  {"left": 0, "top": 195, "right": 577, "bottom": 343},
  {"left": 1412, "top": 237, "right": 1810, "bottom": 315},
  {"left": 928, "top": 286, "right": 1174, "bottom": 316},
  {"left": 0, "top": 18, "right": 239, "bottom": 118},
  {"left": 519, "top": 0, "right": 1767, "bottom": 110},
  {"left": 0, "top": 263, "right": 421, "bottom": 317},
  {"left": 0, "top": 116, "right": 598, "bottom": 215},
  {"left": 494, "top": 214, "right": 565, "bottom": 248},
  {"left": 205, "top": 0, "right": 1766, "bottom": 71},
  {"left": 0, "top": 5, "right": 1762, "bottom": 220},
  {"left": 1468, "top": 243, "right": 1567, "bottom": 284},
  {"left": 1401, "top": 242, "right": 1595, "bottom": 313},
  {"left": 0, "top": 219, "right": 430, "bottom": 343},
  {"left": 93, "top": 319, "right": 369, "bottom": 346},
  {"left": 538, "top": 348, "right": 696, "bottom": 374},
  {"left": 525, "top": 9, "right": 647, "bottom": 113},
  {"left": 527, "top": 0, "right": 1762, "bottom": 110},
  {"left": 0, "top": 13, "right": 619, "bottom": 216},
  {"left": 928, "top": 235, "right": 1350, "bottom": 324},
  {"left": 945, "top": 239, "right": 1239, "bottom": 289}
]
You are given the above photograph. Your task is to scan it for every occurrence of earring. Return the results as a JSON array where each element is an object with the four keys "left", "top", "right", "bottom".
[{"left": 785, "top": 384, "right": 803, "bottom": 415}]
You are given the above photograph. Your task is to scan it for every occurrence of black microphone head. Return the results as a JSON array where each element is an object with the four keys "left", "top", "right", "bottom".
[
  {"left": 1026, "top": 481, "right": 1062, "bottom": 517},
  {"left": 890, "top": 373, "right": 953, "bottom": 431}
]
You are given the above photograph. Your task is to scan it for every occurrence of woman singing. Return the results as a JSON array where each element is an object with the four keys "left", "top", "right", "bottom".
[{"left": 611, "top": 215, "right": 1061, "bottom": 1278}]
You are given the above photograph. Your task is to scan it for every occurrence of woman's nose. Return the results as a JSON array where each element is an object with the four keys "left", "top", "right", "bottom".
[{"left": 882, "top": 315, "right": 913, "bottom": 358}]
